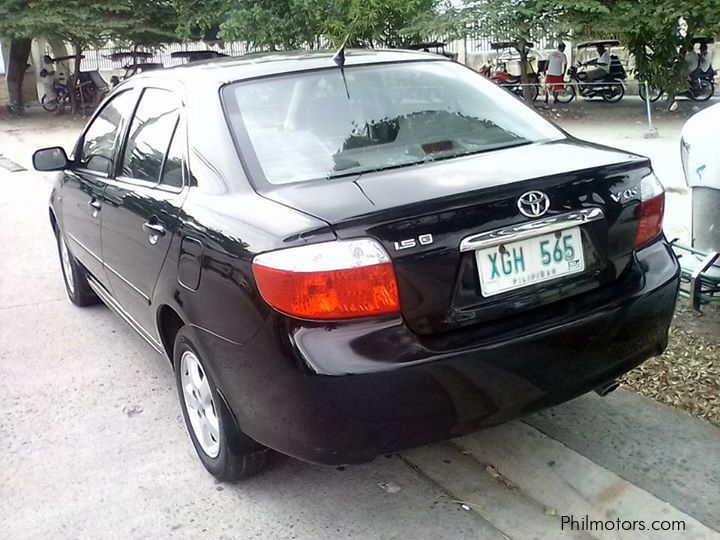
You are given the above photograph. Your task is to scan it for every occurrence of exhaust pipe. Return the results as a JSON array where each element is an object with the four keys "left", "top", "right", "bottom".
[{"left": 594, "top": 379, "right": 620, "bottom": 397}]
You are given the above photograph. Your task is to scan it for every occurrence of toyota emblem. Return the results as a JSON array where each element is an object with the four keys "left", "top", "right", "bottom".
[{"left": 517, "top": 191, "right": 550, "bottom": 218}]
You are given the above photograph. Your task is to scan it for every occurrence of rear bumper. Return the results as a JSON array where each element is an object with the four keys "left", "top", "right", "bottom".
[{"left": 199, "top": 239, "right": 679, "bottom": 465}]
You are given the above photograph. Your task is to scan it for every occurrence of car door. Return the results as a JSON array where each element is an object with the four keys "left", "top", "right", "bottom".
[
  {"left": 101, "top": 84, "right": 189, "bottom": 334},
  {"left": 60, "top": 89, "right": 138, "bottom": 281}
]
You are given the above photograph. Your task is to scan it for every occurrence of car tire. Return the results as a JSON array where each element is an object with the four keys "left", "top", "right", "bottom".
[
  {"left": 55, "top": 229, "right": 99, "bottom": 306},
  {"left": 174, "top": 326, "right": 271, "bottom": 481}
]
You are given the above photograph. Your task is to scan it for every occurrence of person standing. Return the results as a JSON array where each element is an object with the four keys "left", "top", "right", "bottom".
[
  {"left": 545, "top": 42, "right": 568, "bottom": 103},
  {"left": 699, "top": 43, "right": 713, "bottom": 77}
]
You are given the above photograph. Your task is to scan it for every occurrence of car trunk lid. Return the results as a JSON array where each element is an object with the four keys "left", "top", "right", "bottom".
[{"left": 260, "top": 140, "right": 654, "bottom": 334}]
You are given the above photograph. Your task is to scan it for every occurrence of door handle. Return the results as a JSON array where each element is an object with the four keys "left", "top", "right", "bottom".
[
  {"left": 143, "top": 221, "right": 166, "bottom": 244},
  {"left": 88, "top": 198, "right": 101, "bottom": 217}
]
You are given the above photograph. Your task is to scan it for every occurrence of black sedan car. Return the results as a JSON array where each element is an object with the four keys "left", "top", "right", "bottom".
[{"left": 34, "top": 50, "right": 679, "bottom": 480}]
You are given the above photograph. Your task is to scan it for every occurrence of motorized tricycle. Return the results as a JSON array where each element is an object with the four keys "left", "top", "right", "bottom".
[
  {"left": 407, "top": 41, "right": 458, "bottom": 61},
  {"left": 557, "top": 40, "right": 627, "bottom": 103},
  {"left": 170, "top": 50, "right": 229, "bottom": 64},
  {"left": 106, "top": 51, "right": 164, "bottom": 87},
  {"left": 480, "top": 41, "right": 540, "bottom": 101}
]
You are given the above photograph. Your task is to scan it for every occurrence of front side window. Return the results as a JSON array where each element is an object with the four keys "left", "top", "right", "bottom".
[
  {"left": 121, "top": 88, "right": 179, "bottom": 183},
  {"left": 223, "top": 61, "right": 564, "bottom": 185},
  {"left": 79, "top": 90, "right": 137, "bottom": 175}
]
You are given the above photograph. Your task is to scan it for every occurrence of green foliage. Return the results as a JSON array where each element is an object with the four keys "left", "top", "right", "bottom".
[
  {"left": 175, "top": 0, "right": 438, "bottom": 50},
  {"left": 174, "top": 0, "right": 230, "bottom": 41},
  {"left": 0, "top": 1, "right": 30, "bottom": 39},
  {"left": 219, "top": 0, "right": 319, "bottom": 49},
  {"left": 114, "top": 0, "right": 179, "bottom": 48},
  {"left": 314, "top": 0, "right": 437, "bottom": 48},
  {"left": 0, "top": 0, "right": 178, "bottom": 48}
]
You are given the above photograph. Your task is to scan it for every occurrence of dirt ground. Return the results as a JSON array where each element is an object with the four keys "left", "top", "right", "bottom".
[{"left": 623, "top": 299, "right": 720, "bottom": 427}]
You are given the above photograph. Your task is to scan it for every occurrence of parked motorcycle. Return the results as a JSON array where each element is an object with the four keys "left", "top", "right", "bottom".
[
  {"left": 40, "top": 77, "right": 71, "bottom": 112},
  {"left": 41, "top": 74, "right": 105, "bottom": 113},
  {"left": 490, "top": 68, "right": 541, "bottom": 100},
  {"left": 639, "top": 72, "right": 716, "bottom": 103},
  {"left": 39, "top": 54, "right": 108, "bottom": 113}
]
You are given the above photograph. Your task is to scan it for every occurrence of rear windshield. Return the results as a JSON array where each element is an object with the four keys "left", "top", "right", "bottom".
[{"left": 223, "top": 60, "right": 564, "bottom": 185}]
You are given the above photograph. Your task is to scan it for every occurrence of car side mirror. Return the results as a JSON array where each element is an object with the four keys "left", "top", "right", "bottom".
[{"left": 33, "top": 146, "right": 69, "bottom": 171}]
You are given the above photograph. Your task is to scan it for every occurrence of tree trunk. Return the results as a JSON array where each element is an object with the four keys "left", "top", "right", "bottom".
[
  {"left": 5, "top": 38, "right": 31, "bottom": 111},
  {"left": 69, "top": 43, "right": 83, "bottom": 115},
  {"left": 516, "top": 38, "right": 533, "bottom": 103}
]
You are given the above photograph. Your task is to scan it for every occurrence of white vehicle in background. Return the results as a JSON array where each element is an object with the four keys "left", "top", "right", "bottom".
[{"left": 676, "top": 103, "right": 720, "bottom": 309}]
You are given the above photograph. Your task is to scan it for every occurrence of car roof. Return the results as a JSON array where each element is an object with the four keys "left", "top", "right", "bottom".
[{"left": 128, "top": 48, "right": 445, "bottom": 87}]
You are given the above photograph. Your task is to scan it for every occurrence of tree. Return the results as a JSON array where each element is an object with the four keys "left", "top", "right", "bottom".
[
  {"left": 0, "top": 1, "right": 32, "bottom": 112},
  {"left": 220, "top": 0, "right": 319, "bottom": 50},
  {"left": 0, "top": 0, "right": 180, "bottom": 113},
  {"left": 176, "top": 0, "right": 439, "bottom": 50},
  {"left": 315, "top": 0, "right": 437, "bottom": 48},
  {"left": 113, "top": 1, "right": 180, "bottom": 51},
  {"left": 619, "top": 2, "right": 719, "bottom": 107}
]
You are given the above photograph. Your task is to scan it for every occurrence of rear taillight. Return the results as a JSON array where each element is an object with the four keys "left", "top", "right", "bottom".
[
  {"left": 634, "top": 174, "right": 665, "bottom": 247},
  {"left": 252, "top": 238, "right": 400, "bottom": 320}
]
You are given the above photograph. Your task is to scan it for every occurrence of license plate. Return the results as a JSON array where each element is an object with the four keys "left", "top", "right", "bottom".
[{"left": 476, "top": 227, "right": 585, "bottom": 297}]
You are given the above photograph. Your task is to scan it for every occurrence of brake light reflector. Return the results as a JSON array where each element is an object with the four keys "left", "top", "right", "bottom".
[
  {"left": 252, "top": 239, "right": 400, "bottom": 320},
  {"left": 634, "top": 174, "right": 665, "bottom": 247}
]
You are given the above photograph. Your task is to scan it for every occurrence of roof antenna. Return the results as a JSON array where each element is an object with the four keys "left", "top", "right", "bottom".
[
  {"left": 333, "top": 45, "right": 346, "bottom": 67},
  {"left": 333, "top": 34, "right": 351, "bottom": 99}
]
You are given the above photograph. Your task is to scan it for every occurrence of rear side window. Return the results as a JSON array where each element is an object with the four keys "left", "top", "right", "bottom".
[
  {"left": 159, "top": 123, "right": 184, "bottom": 188},
  {"left": 79, "top": 90, "right": 137, "bottom": 175},
  {"left": 121, "top": 88, "right": 179, "bottom": 183}
]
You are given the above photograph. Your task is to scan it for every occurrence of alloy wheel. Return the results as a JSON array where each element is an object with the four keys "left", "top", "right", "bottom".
[
  {"left": 59, "top": 235, "right": 75, "bottom": 295},
  {"left": 180, "top": 351, "right": 220, "bottom": 458}
]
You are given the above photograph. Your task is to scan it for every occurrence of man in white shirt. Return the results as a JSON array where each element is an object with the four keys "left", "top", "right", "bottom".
[
  {"left": 585, "top": 44, "right": 611, "bottom": 81},
  {"left": 699, "top": 43, "right": 713, "bottom": 76},
  {"left": 545, "top": 42, "right": 567, "bottom": 103}
]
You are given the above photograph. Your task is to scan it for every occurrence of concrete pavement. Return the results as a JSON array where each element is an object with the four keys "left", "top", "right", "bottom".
[{"left": 2, "top": 109, "right": 719, "bottom": 539}]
